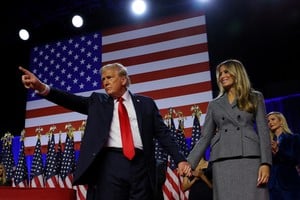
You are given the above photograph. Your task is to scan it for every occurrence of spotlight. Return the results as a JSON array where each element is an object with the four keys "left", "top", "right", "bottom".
[
  {"left": 72, "top": 15, "right": 84, "bottom": 28},
  {"left": 19, "top": 29, "right": 30, "bottom": 41},
  {"left": 131, "top": 0, "right": 147, "bottom": 16}
]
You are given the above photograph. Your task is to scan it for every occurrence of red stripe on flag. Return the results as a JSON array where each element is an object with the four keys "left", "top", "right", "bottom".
[
  {"left": 130, "top": 62, "right": 210, "bottom": 84},
  {"left": 140, "top": 82, "right": 212, "bottom": 100},
  {"left": 103, "top": 43, "right": 208, "bottom": 67},
  {"left": 102, "top": 26, "right": 207, "bottom": 53},
  {"left": 26, "top": 106, "right": 72, "bottom": 118},
  {"left": 101, "top": 11, "right": 206, "bottom": 36},
  {"left": 163, "top": 161, "right": 189, "bottom": 200}
]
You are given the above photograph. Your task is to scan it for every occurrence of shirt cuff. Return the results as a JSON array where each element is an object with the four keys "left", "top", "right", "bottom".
[{"left": 35, "top": 84, "right": 50, "bottom": 96}]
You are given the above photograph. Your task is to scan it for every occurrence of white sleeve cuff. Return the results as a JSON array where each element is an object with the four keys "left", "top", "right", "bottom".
[{"left": 35, "top": 84, "right": 50, "bottom": 96}]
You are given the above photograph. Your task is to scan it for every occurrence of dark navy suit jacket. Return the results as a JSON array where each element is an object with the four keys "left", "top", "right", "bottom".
[
  {"left": 44, "top": 87, "right": 186, "bottom": 189},
  {"left": 268, "top": 133, "right": 300, "bottom": 191}
]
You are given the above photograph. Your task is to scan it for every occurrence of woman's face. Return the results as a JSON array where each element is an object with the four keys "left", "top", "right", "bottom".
[
  {"left": 218, "top": 65, "right": 235, "bottom": 90},
  {"left": 267, "top": 114, "right": 282, "bottom": 132}
]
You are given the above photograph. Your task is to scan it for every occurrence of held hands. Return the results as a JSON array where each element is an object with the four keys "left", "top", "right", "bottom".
[
  {"left": 19, "top": 66, "right": 46, "bottom": 93},
  {"left": 177, "top": 161, "right": 192, "bottom": 177}
]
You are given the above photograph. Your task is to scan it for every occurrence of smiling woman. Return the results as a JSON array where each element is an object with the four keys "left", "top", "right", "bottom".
[{"left": 187, "top": 59, "right": 272, "bottom": 200}]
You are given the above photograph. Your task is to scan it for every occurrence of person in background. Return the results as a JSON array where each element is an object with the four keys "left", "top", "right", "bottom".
[
  {"left": 187, "top": 59, "right": 272, "bottom": 200},
  {"left": 19, "top": 63, "right": 191, "bottom": 200},
  {"left": 0, "top": 163, "right": 12, "bottom": 186},
  {"left": 266, "top": 111, "right": 300, "bottom": 200},
  {"left": 182, "top": 157, "right": 213, "bottom": 200}
]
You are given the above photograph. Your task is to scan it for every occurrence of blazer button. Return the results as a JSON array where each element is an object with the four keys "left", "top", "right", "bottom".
[
  {"left": 225, "top": 129, "right": 227, "bottom": 132},
  {"left": 236, "top": 127, "right": 240, "bottom": 130}
]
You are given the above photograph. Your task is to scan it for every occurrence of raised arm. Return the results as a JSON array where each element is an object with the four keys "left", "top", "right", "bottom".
[{"left": 19, "top": 66, "right": 48, "bottom": 94}]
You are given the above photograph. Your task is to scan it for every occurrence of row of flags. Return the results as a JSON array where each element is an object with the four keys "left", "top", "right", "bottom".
[
  {"left": 1, "top": 105, "right": 205, "bottom": 200},
  {"left": 159, "top": 106, "right": 203, "bottom": 200},
  {"left": 0, "top": 125, "right": 87, "bottom": 200}
]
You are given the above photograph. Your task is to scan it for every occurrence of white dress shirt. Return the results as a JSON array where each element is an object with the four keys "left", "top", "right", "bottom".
[{"left": 106, "top": 90, "right": 143, "bottom": 150}]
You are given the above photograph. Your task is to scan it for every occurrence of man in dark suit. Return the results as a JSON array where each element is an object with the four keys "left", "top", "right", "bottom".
[{"left": 19, "top": 63, "right": 191, "bottom": 200}]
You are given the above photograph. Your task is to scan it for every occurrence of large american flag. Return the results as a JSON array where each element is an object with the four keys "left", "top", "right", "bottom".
[{"left": 23, "top": 11, "right": 212, "bottom": 199}]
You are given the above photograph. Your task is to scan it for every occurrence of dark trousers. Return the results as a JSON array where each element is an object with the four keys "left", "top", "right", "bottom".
[
  {"left": 154, "top": 160, "right": 167, "bottom": 200},
  {"left": 188, "top": 179, "right": 213, "bottom": 200},
  {"left": 86, "top": 148, "right": 153, "bottom": 200}
]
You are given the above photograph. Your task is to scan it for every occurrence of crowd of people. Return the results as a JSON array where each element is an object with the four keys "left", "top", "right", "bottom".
[{"left": 11, "top": 59, "right": 299, "bottom": 200}]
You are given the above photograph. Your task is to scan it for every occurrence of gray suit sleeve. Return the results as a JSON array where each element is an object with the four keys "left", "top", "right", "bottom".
[{"left": 187, "top": 102, "right": 216, "bottom": 169}]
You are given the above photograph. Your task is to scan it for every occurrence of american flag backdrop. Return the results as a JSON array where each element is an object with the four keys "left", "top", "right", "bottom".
[{"left": 22, "top": 11, "right": 212, "bottom": 199}]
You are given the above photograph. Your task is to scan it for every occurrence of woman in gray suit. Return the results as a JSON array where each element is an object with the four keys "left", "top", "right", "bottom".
[{"left": 187, "top": 59, "right": 272, "bottom": 200}]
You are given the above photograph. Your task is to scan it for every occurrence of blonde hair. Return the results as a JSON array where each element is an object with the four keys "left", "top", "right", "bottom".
[
  {"left": 216, "top": 59, "right": 257, "bottom": 113},
  {"left": 0, "top": 163, "right": 7, "bottom": 184},
  {"left": 100, "top": 63, "right": 131, "bottom": 87},
  {"left": 267, "top": 111, "right": 292, "bottom": 139}
]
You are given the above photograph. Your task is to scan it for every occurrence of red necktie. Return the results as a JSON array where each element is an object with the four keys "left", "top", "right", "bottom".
[{"left": 118, "top": 97, "right": 135, "bottom": 160}]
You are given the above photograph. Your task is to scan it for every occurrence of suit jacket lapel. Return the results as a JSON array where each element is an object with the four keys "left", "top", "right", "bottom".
[
  {"left": 217, "top": 94, "right": 240, "bottom": 126},
  {"left": 129, "top": 92, "right": 143, "bottom": 133}
]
